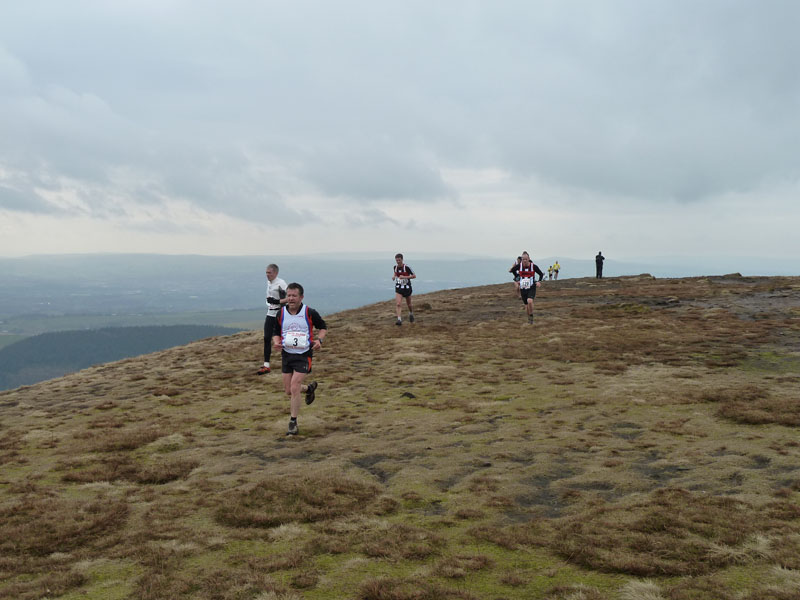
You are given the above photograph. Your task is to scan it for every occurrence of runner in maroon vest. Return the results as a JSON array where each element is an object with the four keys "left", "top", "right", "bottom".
[
  {"left": 517, "top": 251, "right": 544, "bottom": 324},
  {"left": 392, "top": 253, "right": 416, "bottom": 326}
]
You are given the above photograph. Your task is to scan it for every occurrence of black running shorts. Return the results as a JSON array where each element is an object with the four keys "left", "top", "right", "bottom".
[
  {"left": 520, "top": 286, "right": 537, "bottom": 304},
  {"left": 395, "top": 287, "right": 412, "bottom": 298},
  {"left": 281, "top": 351, "right": 312, "bottom": 374}
]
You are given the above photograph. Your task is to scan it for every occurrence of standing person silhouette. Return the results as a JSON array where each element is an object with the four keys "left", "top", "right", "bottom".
[{"left": 595, "top": 252, "right": 605, "bottom": 279}]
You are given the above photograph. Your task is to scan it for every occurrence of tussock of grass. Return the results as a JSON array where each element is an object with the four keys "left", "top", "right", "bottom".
[
  {"left": 0, "top": 494, "right": 128, "bottom": 557},
  {"left": 87, "top": 426, "right": 165, "bottom": 452},
  {"left": 0, "top": 429, "right": 23, "bottom": 451},
  {"left": 548, "top": 488, "right": 800, "bottom": 576},
  {"left": 244, "top": 548, "right": 309, "bottom": 573},
  {"left": 360, "top": 523, "right": 445, "bottom": 560},
  {"left": 498, "top": 570, "right": 528, "bottom": 586},
  {"left": 59, "top": 455, "right": 198, "bottom": 484},
  {"left": 196, "top": 568, "right": 286, "bottom": 598},
  {"left": 467, "top": 520, "right": 541, "bottom": 550},
  {"left": 769, "top": 533, "right": 800, "bottom": 569},
  {"left": 717, "top": 395, "right": 800, "bottom": 426},
  {"left": 665, "top": 577, "right": 738, "bottom": 600},
  {"left": 696, "top": 385, "right": 800, "bottom": 425},
  {"left": 357, "top": 577, "right": 479, "bottom": 600},
  {"left": 133, "top": 457, "right": 199, "bottom": 484},
  {"left": 467, "top": 473, "right": 500, "bottom": 492},
  {"left": 453, "top": 507, "right": 484, "bottom": 520},
  {"left": 435, "top": 553, "right": 494, "bottom": 578},
  {"left": 544, "top": 584, "right": 608, "bottom": 600},
  {"left": 216, "top": 472, "right": 381, "bottom": 528},
  {"left": 86, "top": 416, "right": 125, "bottom": 429},
  {"left": 618, "top": 579, "right": 664, "bottom": 600},
  {"left": 290, "top": 570, "right": 319, "bottom": 589},
  {"left": 0, "top": 429, "right": 23, "bottom": 466},
  {"left": 0, "top": 568, "right": 86, "bottom": 600},
  {"left": 303, "top": 533, "right": 350, "bottom": 555},
  {"left": 698, "top": 385, "right": 768, "bottom": 404},
  {"left": 131, "top": 545, "right": 193, "bottom": 600}
]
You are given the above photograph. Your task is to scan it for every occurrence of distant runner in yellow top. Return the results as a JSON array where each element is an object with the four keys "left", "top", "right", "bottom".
[{"left": 553, "top": 260, "right": 561, "bottom": 280}]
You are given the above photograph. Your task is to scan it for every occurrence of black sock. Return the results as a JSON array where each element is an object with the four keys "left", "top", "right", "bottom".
[{"left": 290, "top": 417, "right": 297, "bottom": 422}]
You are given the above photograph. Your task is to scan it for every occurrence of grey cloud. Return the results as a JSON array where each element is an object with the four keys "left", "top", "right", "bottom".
[
  {"left": 2, "top": 0, "right": 799, "bottom": 227},
  {"left": 0, "top": 46, "right": 30, "bottom": 93},
  {"left": 301, "top": 142, "right": 453, "bottom": 202},
  {"left": 343, "top": 207, "right": 400, "bottom": 228},
  {"left": 475, "top": 1, "right": 800, "bottom": 200},
  {"left": 0, "top": 185, "right": 56, "bottom": 214}
]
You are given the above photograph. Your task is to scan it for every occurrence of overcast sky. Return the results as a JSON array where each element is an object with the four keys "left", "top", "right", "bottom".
[{"left": 1, "top": 0, "right": 798, "bottom": 260}]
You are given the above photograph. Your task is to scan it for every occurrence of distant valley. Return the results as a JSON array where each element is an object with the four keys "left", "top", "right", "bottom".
[{"left": 0, "top": 325, "right": 240, "bottom": 390}]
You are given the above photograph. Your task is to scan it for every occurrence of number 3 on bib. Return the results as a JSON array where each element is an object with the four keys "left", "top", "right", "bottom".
[{"left": 283, "top": 331, "right": 309, "bottom": 350}]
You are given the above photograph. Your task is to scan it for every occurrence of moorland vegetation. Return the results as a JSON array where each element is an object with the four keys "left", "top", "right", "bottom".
[{"left": 1, "top": 274, "right": 799, "bottom": 599}]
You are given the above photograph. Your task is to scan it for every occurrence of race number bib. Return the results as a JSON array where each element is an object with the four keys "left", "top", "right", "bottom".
[
  {"left": 520, "top": 277, "right": 534, "bottom": 289},
  {"left": 283, "top": 331, "right": 309, "bottom": 350}
]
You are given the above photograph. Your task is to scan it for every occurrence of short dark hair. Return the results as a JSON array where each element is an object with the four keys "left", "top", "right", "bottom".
[
  {"left": 267, "top": 263, "right": 279, "bottom": 272},
  {"left": 395, "top": 253, "right": 403, "bottom": 259},
  {"left": 287, "top": 282, "right": 304, "bottom": 295}
]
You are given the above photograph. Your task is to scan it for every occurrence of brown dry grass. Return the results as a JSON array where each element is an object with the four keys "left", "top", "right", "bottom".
[
  {"left": 436, "top": 554, "right": 494, "bottom": 578},
  {"left": 548, "top": 487, "right": 800, "bottom": 576},
  {"left": 85, "top": 425, "right": 166, "bottom": 452},
  {"left": 358, "top": 577, "right": 479, "bottom": 600},
  {"left": 0, "top": 494, "right": 128, "bottom": 557},
  {"left": 359, "top": 523, "right": 445, "bottom": 560},
  {"left": 58, "top": 454, "right": 198, "bottom": 484},
  {"left": 1, "top": 274, "right": 800, "bottom": 598},
  {"left": 216, "top": 472, "right": 382, "bottom": 528}
]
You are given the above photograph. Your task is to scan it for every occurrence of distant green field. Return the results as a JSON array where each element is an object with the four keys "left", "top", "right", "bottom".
[
  {"left": 2, "top": 309, "right": 265, "bottom": 336},
  {"left": 0, "top": 334, "right": 27, "bottom": 350},
  {"left": 0, "top": 324, "right": 245, "bottom": 391}
]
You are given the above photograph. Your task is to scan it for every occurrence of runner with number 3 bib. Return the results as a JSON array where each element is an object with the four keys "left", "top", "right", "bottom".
[
  {"left": 518, "top": 251, "right": 544, "bottom": 324},
  {"left": 272, "top": 282, "right": 328, "bottom": 436}
]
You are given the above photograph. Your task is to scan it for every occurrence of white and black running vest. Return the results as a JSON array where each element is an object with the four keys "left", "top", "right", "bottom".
[{"left": 280, "top": 305, "right": 313, "bottom": 354}]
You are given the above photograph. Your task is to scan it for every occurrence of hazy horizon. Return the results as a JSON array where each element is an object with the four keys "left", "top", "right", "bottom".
[
  {"left": 2, "top": 254, "right": 797, "bottom": 333},
  {"left": 2, "top": 250, "right": 797, "bottom": 276}
]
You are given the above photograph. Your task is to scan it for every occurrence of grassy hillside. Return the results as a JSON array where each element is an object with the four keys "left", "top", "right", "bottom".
[
  {"left": 0, "top": 325, "right": 242, "bottom": 391},
  {"left": 1, "top": 274, "right": 799, "bottom": 599}
]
